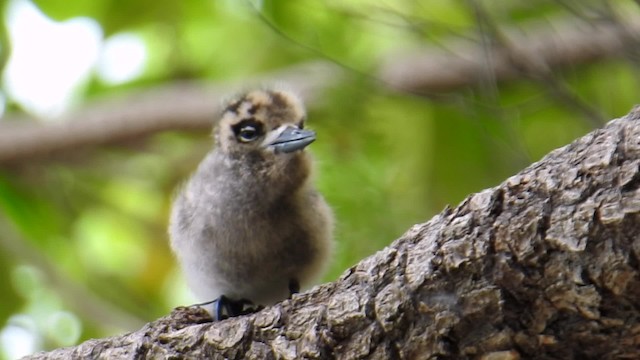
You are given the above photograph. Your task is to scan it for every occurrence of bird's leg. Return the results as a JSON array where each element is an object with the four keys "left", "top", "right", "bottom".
[
  {"left": 194, "top": 296, "right": 264, "bottom": 321},
  {"left": 288, "top": 278, "right": 300, "bottom": 298}
]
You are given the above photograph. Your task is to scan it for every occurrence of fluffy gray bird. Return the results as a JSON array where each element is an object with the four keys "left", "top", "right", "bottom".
[{"left": 169, "top": 89, "right": 333, "bottom": 320}]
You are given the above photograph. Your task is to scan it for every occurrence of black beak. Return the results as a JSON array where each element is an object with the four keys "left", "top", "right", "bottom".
[{"left": 269, "top": 127, "right": 316, "bottom": 154}]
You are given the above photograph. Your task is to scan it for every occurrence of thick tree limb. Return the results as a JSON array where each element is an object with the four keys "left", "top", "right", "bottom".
[
  {"left": 2, "top": 16, "right": 640, "bottom": 165},
  {"left": 25, "top": 107, "right": 640, "bottom": 358}
]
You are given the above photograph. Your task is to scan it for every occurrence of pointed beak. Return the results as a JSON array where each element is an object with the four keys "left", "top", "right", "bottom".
[{"left": 265, "top": 126, "right": 316, "bottom": 154}]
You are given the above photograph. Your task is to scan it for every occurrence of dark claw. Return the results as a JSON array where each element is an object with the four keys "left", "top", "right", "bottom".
[
  {"left": 288, "top": 278, "right": 300, "bottom": 298},
  {"left": 195, "top": 296, "right": 263, "bottom": 321}
]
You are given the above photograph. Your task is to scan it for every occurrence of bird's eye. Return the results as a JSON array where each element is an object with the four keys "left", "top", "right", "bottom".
[
  {"left": 233, "top": 119, "right": 263, "bottom": 143},
  {"left": 238, "top": 125, "right": 258, "bottom": 142},
  {"left": 299, "top": 119, "right": 305, "bottom": 129}
]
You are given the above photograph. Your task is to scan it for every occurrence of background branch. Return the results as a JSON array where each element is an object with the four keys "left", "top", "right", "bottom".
[
  {"left": 1, "top": 15, "right": 639, "bottom": 165},
  {"left": 0, "top": 219, "right": 146, "bottom": 331},
  {"left": 379, "top": 15, "right": 640, "bottom": 93}
]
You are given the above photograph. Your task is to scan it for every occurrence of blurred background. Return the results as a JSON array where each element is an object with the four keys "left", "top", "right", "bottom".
[{"left": 1, "top": 0, "right": 639, "bottom": 358}]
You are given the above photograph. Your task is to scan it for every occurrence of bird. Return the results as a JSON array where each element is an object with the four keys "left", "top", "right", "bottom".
[{"left": 169, "top": 88, "right": 334, "bottom": 320}]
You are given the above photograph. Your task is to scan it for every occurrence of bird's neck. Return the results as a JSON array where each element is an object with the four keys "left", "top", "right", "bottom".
[{"left": 218, "top": 151, "right": 311, "bottom": 203}]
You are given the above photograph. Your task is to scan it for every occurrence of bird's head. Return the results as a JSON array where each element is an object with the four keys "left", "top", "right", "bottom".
[
  {"left": 213, "top": 89, "right": 316, "bottom": 191},
  {"left": 215, "top": 89, "right": 314, "bottom": 158}
]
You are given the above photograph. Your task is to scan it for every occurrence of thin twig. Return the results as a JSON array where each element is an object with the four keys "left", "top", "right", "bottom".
[{"left": 0, "top": 217, "right": 147, "bottom": 331}]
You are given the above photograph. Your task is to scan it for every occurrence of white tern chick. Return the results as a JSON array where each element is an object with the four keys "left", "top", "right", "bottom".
[{"left": 169, "top": 89, "right": 333, "bottom": 320}]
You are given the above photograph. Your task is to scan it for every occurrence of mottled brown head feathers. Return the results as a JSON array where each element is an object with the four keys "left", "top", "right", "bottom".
[{"left": 215, "top": 90, "right": 306, "bottom": 154}]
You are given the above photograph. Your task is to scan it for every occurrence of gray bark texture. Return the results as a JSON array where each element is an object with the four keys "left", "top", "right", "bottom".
[{"left": 25, "top": 108, "right": 640, "bottom": 359}]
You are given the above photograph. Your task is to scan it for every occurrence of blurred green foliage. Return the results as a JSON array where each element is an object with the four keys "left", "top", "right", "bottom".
[{"left": 1, "top": 0, "right": 639, "bottom": 357}]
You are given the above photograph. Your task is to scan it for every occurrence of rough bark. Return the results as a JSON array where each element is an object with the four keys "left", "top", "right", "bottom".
[{"left": 25, "top": 108, "right": 640, "bottom": 359}]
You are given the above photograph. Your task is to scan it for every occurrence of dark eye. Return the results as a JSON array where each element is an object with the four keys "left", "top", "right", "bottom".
[
  {"left": 299, "top": 119, "right": 305, "bottom": 129},
  {"left": 238, "top": 125, "right": 259, "bottom": 142},
  {"left": 233, "top": 119, "right": 263, "bottom": 143}
]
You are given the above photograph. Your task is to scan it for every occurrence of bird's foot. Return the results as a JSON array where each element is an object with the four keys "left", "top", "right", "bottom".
[{"left": 195, "top": 296, "right": 263, "bottom": 321}]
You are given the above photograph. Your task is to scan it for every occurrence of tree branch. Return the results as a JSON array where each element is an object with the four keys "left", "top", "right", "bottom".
[
  {"left": 2, "top": 15, "right": 640, "bottom": 165},
  {"left": 0, "top": 61, "right": 341, "bottom": 165},
  {"left": 0, "top": 219, "right": 146, "bottom": 331},
  {"left": 379, "top": 15, "right": 640, "bottom": 94},
  {"left": 24, "top": 107, "right": 640, "bottom": 358}
]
